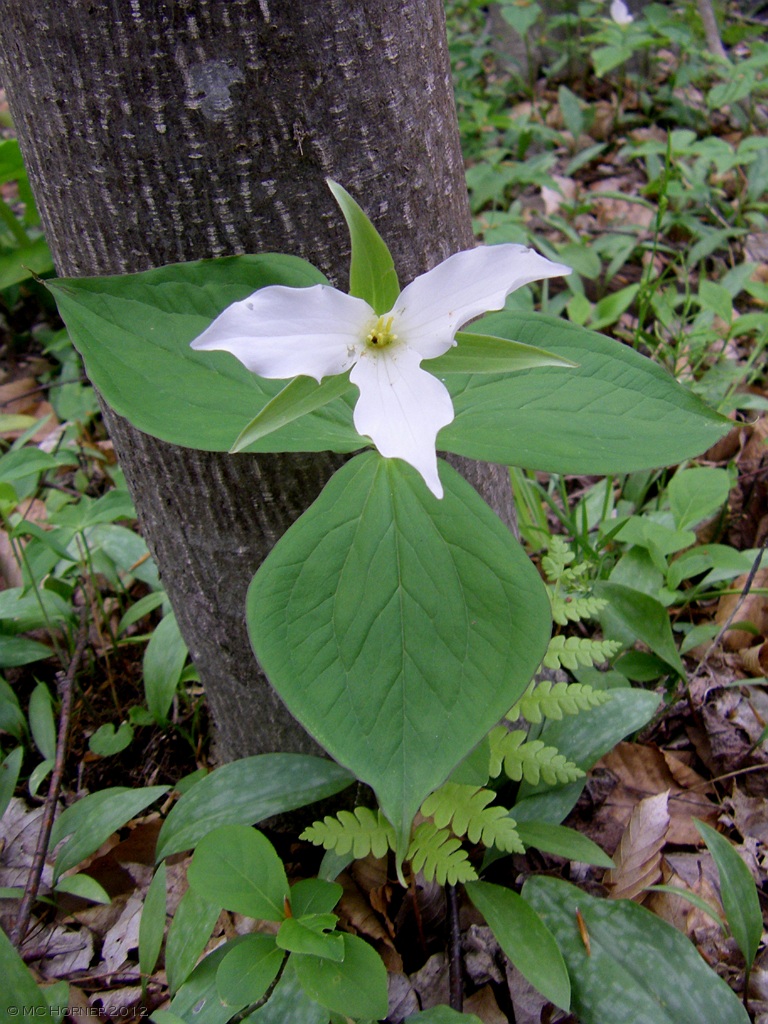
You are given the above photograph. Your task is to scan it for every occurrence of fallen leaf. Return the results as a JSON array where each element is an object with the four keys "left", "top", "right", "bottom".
[{"left": 604, "top": 790, "right": 670, "bottom": 901}]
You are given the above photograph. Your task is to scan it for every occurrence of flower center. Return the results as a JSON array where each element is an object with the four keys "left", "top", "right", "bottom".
[{"left": 365, "top": 315, "right": 398, "bottom": 351}]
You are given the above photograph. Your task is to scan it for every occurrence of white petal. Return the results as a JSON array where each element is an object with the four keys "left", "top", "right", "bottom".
[
  {"left": 392, "top": 245, "right": 572, "bottom": 358},
  {"left": 350, "top": 346, "right": 454, "bottom": 499},
  {"left": 190, "top": 284, "right": 374, "bottom": 381},
  {"left": 610, "top": 0, "right": 634, "bottom": 22}
]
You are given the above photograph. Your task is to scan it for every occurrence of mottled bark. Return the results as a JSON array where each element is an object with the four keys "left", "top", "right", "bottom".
[{"left": 0, "top": 0, "right": 514, "bottom": 759}]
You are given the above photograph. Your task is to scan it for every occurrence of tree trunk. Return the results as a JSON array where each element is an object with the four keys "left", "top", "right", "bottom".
[{"left": 0, "top": 0, "right": 514, "bottom": 760}]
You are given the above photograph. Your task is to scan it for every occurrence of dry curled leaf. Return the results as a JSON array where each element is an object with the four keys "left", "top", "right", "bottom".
[{"left": 604, "top": 790, "right": 670, "bottom": 901}]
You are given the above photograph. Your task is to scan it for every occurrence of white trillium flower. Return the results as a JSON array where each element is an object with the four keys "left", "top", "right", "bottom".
[
  {"left": 610, "top": 0, "right": 634, "bottom": 24},
  {"left": 191, "top": 244, "right": 570, "bottom": 499}
]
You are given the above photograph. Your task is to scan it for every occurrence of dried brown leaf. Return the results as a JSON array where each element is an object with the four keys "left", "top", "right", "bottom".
[{"left": 604, "top": 790, "right": 670, "bottom": 901}]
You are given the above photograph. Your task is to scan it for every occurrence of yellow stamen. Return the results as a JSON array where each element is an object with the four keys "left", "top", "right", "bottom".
[{"left": 365, "top": 315, "right": 398, "bottom": 350}]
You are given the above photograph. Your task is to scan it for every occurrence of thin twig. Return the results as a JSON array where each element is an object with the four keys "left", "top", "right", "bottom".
[
  {"left": 11, "top": 602, "right": 90, "bottom": 947},
  {"left": 446, "top": 883, "right": 463, "bottom": 1012}
]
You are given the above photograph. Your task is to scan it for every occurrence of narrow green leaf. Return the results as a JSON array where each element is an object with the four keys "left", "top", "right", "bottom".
[
  {"left": 441, "top": 312, "right": 730, "bottom": 473},
  {"left": 28, "top": 683, "right": 56, "bottom": 761},
  {"left": 230, "top": 372, "right": 355, "bottom": 452},
  {"left": 516, "top": 821, "right": 614, "bottom": 868},
  {"left": 0, "top": 635, "right": 51, "bottom": 668},
  {"left": 523, "top": 875, "right": 750, "bottom": 1024},
  {"left": 54, "top": 872, "right": 111, "bottom": 904},
  {"left": 165, "top": 887, "right": 222, "bottom": 996},
  {"left": 466, "top": 880, "right": 570, "bottom": 1010},
  {"left": 155, "top": 753, "right": 353, "bottom": 861},
  {"left": 216, "top": 934, "right": 284, "bottom": 1007},
  {"left": 0, "top": 747, "right": 24, "bottom": 820},
  {"left": 139, "top": 862, "right": 167, "bottom": 986},
  {"left": 0, "top": 926, "right": 53, "bottom": 1022},
  {"left": 428, "top": 332, "right": 577, "bottom": 375},
  {"left": 247, "top": 452, "right": 551, "bottom": 858},
  {"left": 292, "top": 932, "right": 388, "bottom": 1019},
  {"left": 143, "top": 612, "right": 188, "bottom": 723},
  {"left": 51, "top": 785, "right": 169, "bottom": 881},
  {"left": 695, "top": 820, "right": 762, "bottom": 969},
  {"left": 644, "top": 885, "right": 725, "bottom": 928},
  {"left": 187, "top": 825, "right": 288, "bottom": 921},
  {"left": 327, "top": 179, "right": 399, "bottom": 313}
]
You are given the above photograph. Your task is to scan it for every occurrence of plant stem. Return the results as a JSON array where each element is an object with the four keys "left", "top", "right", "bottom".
[{"left": 446, "top": 883, "right": 463, "bottom": 1011}]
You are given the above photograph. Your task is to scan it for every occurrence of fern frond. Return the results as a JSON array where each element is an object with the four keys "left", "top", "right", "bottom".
[
  {"left": 541, "top": 536, "right": 574, "bottom": 581},
  {"left": 509, "top": 680, "right": 613, "bottom": 724},
  {"left": 488, "top": 726, "right": 584, "bottom": 786},
  {"left": 543, "top": 635, "right": 623, "bottom": 671},
  {"left": 420, "top": 783, "right": 524, "bottom": 853},
  {"left": 551, "top": 592, "right": 608, "bottom": 626},
  {"left": 407, "top": 822, "right": 477, "bottom": 884},
  {"left": 300, "top": 807, "right": 396, "bottom": 859}
]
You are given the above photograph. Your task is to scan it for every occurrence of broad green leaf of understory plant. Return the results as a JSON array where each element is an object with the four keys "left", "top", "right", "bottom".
[
  {"left": 523, "top": 876, "right": 750, "bottom": 1024},
  {"left": 0, "top": 926, "right": 54, "bottom": 1023},
  {"left": 247, "top": 452, "right": 551, "bottom": 860},
  {"left": 242, "top": 957, "right": 328, "bottom": 1024},
  {"left": 186, "top": 825, "right": 289, "bottom": 921},
  {"left": 139, "top": 862, "right": 167, "bottom": 994},
  {"left": 292, "top": 932, "right": 389, "bottom": 1020},
  {"left": 216, "top": 934, "right": 284, "bottom": 1007}
]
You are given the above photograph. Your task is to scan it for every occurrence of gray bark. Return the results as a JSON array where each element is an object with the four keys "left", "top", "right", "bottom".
[{"left": 0, "top": 0, "right": 514, "bottom": 760}]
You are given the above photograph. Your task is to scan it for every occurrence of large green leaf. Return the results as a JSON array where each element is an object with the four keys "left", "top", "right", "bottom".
[
  {"left": 0, "top": 926, "right": 54, "bottom": 1022},
  {"left": 247, "top": 452, "right": 551, "bottom": 856},
  {"left": 523, "top": 876, "right": 750, "bottom": 1024},
  {"left": 440, "top": 312, "right": 729, "bottom": 472},
  {"left": 155, "top": 753, "right": 354, "bottom": 861},
  {"left": 292, "top": 933, "right": 388, "bottom": 1019},
  {"left": 47, "top": 256, "right": 361, "bottom": 455}
]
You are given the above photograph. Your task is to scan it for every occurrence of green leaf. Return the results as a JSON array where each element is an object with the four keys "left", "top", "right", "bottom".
[
  {"left": 88, "top": 721, "right": 134, "bottom": 756},
  {"left": 523, "top": 875, "right": 750, "bottom": 1024},
  {"left": 292, "top": 932, "right": 388, "bottom": 1019},
  {"left": 440, "top": 313, "right": 729, "bottom": 473},
  {"left": 54, "top": 872, "right": 111, "bottom": 904},
  {"left": 327, "top": 179, "right": 399, "bottom": 314},
  {"left": 290, "top": 879, "right": 343, "bottom": 918},
  {"left": 429, "top": 332, "right": 576, "bottom": 375},
  {"left": 139, "top": 863, "right": 167, "bottom": 986},
  {"left": 230, "top": 372, "right": 354, "bottom": 452},
  {"left": 0, "top": 236, "right": 54, "bottom": 289},
  {"left": 216, "top": 934, "right": 284, "bottom": 1007},
  {"left": 47, "top": 256, "right": 362, "bottom": 456},
  {"left": 187, "top": 825, "right": 288, "bottom": 921},
  {"left": 51, "top": 785, "right": 169, "bottom": 881},
  {"left": 155, "top": 753, "right": 353, "bottom": 860},
  {"left": 0, "top": 925, "right": 54, "bottom": 1022},
  {"left": 516, "top": 821, "right": 614, "bottom": 868},
  {"left": 277, "top": 915, "right": 345, "bottom": 961},
  {"left": 165, "top": 887, "right": 222, "bottom": 995},
  {"left": 169, "top": 937, "right": 251, "bottom": 1024},
  {"left": 0, "top": 635, "right": 51, "bottom": 668},
  {"left": 0, "top": 747, "right": 23, "bottom": 820},
  {"left": 0, "top": 678, "right": 27, "bottom": 739},
  {"left": 240, "top": 957, "right": 328, "bottom": 1024},
  {"left": 695, "top": 820, "right": 762, "bottom": 970},
  {"left": 143, "top": 612, "right": 188, "bottom": 723},
  {"left": 247, "top": 452, "right": 551, "bottom": 858},
  {"left": 596, "top": 581, "right": 685, "bottom": 675},
  {"left": 667, "top": 467, "right": 731, "bottom": 530},
  {"left": 466, "top": 880, "right": 570, "bottom": 1009}
]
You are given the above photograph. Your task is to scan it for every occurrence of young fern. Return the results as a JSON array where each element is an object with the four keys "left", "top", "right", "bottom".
[
  {"left": 420, "top": 783, "right": 524, "bottom": 854},
  {"left": 300, "top": 807, "right": 396, "bottom": 859},
  {"left": 543, "top": 634, "right": 623, "bottom": 672},
  {"left": 488, "top": 726, "right": 584, "bottom": 786},
  {"left": 508, "top": 678, "right": 612, "bottom": 724},
  {"left": 406, "top": 822, "right": 477, "bottom": 885}
]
